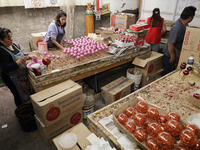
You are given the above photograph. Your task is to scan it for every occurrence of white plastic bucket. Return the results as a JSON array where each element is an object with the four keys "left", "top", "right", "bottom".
[{"left": 126, "top": 68, "right": 142, "bottom": 90}]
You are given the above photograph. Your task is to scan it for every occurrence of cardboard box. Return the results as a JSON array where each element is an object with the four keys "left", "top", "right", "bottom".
[
  {"left": 101, "top": 3, "right": 110, "bottom": 15},
  {"left": 35, "top": 108, "right": 83, "bottom": 145},
  {"left": 101, "top": 76, "right": 134, "bottom": 105},
  {"left": 30, "top": 80, "right": 83, "bottom": 127},
  {"left": 129, "top": 23, "right": 149, "bottom": 31},
  {"left": 132, "top": 51, "right": 164, "bottom": 75},
  {"left": 165, "top": 20, "right": 175, "bottom": 27},
  {"left": 132, "top": 51, "right": 164, "bottom": 87},
  {"left": 110, "top": 13, "right": 135, "bottom": 30},
  {"left": 31, "top": 32, "right": 46, "bottom": 50},
  {"left": 182, "top": 26, "right": 200, "bottom": 53},
  {"left": 53, "top": 122, "right": 92, "bottom": 150},
  {"left": 189, "top": 89, "right": 200, "bottom": 108},
  {"left": 140, "top": 69, "right": 163, "bottom": 87},
  {"left": 178, "top": 49, "right": 200, "bottom": 68},
  {"left": 113, "top": 97, "right": 187, "bottom": 150}
]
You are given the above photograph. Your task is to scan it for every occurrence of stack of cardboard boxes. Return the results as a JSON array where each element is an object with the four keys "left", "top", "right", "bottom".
[{"left": 30, "top": 80, "right": 83, "bottom": 144}]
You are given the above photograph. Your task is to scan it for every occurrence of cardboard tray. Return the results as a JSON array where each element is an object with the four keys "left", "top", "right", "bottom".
[{"left": 113, "top": 97, "right": 187, "bottom": 150}]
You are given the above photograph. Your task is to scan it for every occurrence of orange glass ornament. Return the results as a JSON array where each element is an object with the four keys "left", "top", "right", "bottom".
[
  {"left": 176, "top": 144, "right": 191, "bottom": 150},
  {"left": 147, "top": 122, "right": 163, "bottom": 137},
  {"left": 125, "top": 121, "right": 136, "bottom": 134},
  {"left": 157, "top": 113, "right": 166, "bottom": 124},
  {"left": 136, "top": 101, "right": 148, "bottom": 113},
  {"left": 147, "top": 107, "right": 159, "bottom": 120},
  {"left": 191, "top": 139, "right": 200, "bottom": 150},
  {"left": 165, "top": 120, "right": 182, "bottom": 136},
  {"left": 124, "top": 107, "right": 136, "bottom": 118},
  {"left": 145, "top": 138, "right": 160, "bottom": 150},
  {"left": 143, "top": 120, "right": 152, "bottom": 130},
  {"left": 179, "top": 129, "right": 198, "bottom": 147},
  {"left": 166, "top": 112, "right": 180, "bottom": 122},
  {"left": 184, "top": 124, "right": 200, "bottom": 137},
  {"left": 160, "top": 123, "right": 166, "bottom": 131},
  {"left": 134, "top": 128, "right": 148, "bottom": 142},
  {"left": 133, "top": 113, "right": 146, "bottom": 127},
  {"left": 157, "top": 132, "right": 176, "bottom": 149},
  {"left": 117, "top": 114, "right": 128, "bottom": 125}
]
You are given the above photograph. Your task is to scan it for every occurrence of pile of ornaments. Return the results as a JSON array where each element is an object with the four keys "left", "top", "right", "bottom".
[
  {"left": 63, "top": 36, "right": 109, "bottom": 60},
  {"left": 179, "top": 62, "right": 193, "bottom": 78},
  {"left": 116, "top": 36, "right": 134, "bottom": 43},
  {"left": 116, "top": 101, "right": 200, "bottom": 150},
  {"left": 113, "top": 27, "right": 126, "bottom": 35}
]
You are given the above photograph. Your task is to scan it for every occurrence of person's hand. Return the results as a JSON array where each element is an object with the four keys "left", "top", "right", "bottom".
[
  {"left": 169, "top": 56, "right": 175, "bottom": 64},
  {"left": 16, "top": 56, "right": 28, "bottom": 66}
]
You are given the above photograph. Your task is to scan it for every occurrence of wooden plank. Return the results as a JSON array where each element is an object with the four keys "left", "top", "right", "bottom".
[{"left": 139, "top": 0, "right": 142, "bottom": 19}]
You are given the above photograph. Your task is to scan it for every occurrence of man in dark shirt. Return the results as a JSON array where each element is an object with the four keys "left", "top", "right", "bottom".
[{"left": 163, "top": 6, "right": 196, "bottom": 76}]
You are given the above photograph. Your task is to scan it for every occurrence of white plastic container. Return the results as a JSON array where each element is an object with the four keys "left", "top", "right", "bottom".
[
  {"left": 38, "top": 42, "right": 48, "bottom": 54},
  {"left": 126, "top": 68, "right": 142, "bottom": 90},
  {"left": 186, "top": 55, "right": 194, "bottom": 69},
  {"left": 58, "top": 133, "right": 77, "bottom": 149}
]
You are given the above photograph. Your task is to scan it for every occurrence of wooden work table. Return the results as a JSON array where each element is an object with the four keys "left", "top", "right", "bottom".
[
  {"left": 28, "top": 46, "right": 150, "bottom": 92},
  {"left": 87, "top": 70, "right": 200, "bottom": 149}
]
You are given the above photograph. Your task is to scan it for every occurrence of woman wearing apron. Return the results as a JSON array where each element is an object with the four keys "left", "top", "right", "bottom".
[
  {"left": 43, "top": 10, "right": 67, "bottom": 50},
  {"left": 0, "top": 28, "right": 33, "bottom": 107}
]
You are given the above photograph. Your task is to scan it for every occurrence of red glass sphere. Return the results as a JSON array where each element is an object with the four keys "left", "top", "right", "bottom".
[
  {"left": 166, "top": 112, "right": 180, "bottom": 122},
  {"left": 124, "top": 107, "right": 136, "bottom": 118},
  {"left": 179, "top": 129, "right": 198, "bottom": 147},
  {"left": 125, "top": 121, "right": 136, "bottom": 134},
  {"left": 133, "top": 113, "right": 146, "bottom": 127},
  {"left": 134, "top": 128, "right": 148, "bottom": 142},
  {"left": 165, "top": 120, "right": 182, "bottom": 136},
  {"left": 117, "top": 114, "right": 128, "bottom": 125},
  {"left": 145, "top": 138, "right": 160, "bottom": 150},
  {"left": 176, "top": 144, "right": 191, "bottom": 150},
  {"left": 147, "top": 107, "right": 159, "bottom": 120},
  {"left": 136, "top": 101, "right": 148, "bottom": 113},
  {"left": 184, "top": 124, "right": 200, "bottom": 137},
  {"left": 147, "top": 122, "right": 163, "bottom": 137},
  {"left": 157, "top": 113, "right": 167, "bottom": 124},
  {"left": 157, "top": 132, "right": 175, "bottom": 149}
]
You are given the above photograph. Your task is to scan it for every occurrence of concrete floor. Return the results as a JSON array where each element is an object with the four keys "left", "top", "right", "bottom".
[{"left": 0, "top": 86, "right": 104, "bottom": 150}]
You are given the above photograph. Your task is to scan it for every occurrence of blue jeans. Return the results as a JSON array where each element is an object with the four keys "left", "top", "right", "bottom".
[
  {"left": 150, "top": 43, "right": 160, "bottom": 52},
  {"left": 163, "top": 54, "right": 176, "bottom": 76}
]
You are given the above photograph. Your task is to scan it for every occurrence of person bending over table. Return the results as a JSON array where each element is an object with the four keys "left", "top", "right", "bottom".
[
  {"left": 43, "top": 10, "right": 67, "bottom": 50},
  {"left": 0, "top": 27, "right": 33, "bottom": 107}
]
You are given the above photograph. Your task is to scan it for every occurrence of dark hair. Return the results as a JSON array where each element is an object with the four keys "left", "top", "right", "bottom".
[
  {"left": 55, "top": 10, "right": 67, "bottom": 28},
  {"left": 181, "top": 6, "right": 196, "bottom": 20},
  {"left": 0, "top": 27, "right": 11, "bottom": 45},
  {"left": 149, "top": 8, "right": 163, "bottom": 27}
]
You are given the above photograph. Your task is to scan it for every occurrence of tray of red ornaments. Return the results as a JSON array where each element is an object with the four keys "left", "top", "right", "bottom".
[{"left": 113, "top": 97, "right": 200, "bottom": 150}]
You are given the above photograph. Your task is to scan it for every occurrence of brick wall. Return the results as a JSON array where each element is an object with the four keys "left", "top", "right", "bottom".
[{"left": 0, "top": 6, "right": 59, "bottom": 53}]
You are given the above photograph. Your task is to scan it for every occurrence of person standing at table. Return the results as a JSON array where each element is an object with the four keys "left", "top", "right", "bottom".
[
  {"left": 163, "top": 6, "right": 196, "bottom": 76},
  {"left": 43, "top": 10, "right": 67, "bottom": 50},
  {"left": 145, "top": 8, "right": 166, "bottom": 52},
  {"left": 0, "top": 27, "right": 33, "bottom": 107}
]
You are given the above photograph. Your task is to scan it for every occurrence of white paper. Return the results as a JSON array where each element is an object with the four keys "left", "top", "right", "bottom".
[
  {"left": 99, "top": 115, "right": 124, "bottom": 139},
  {"left": 117, "top": 135, "right": 137, "bottom": 150},
  {"left": 87, "top": 133, "right": 99, "bottom": 144},
  {"left": 2, "top": 124, "right": 8, "bottom": 129}
]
